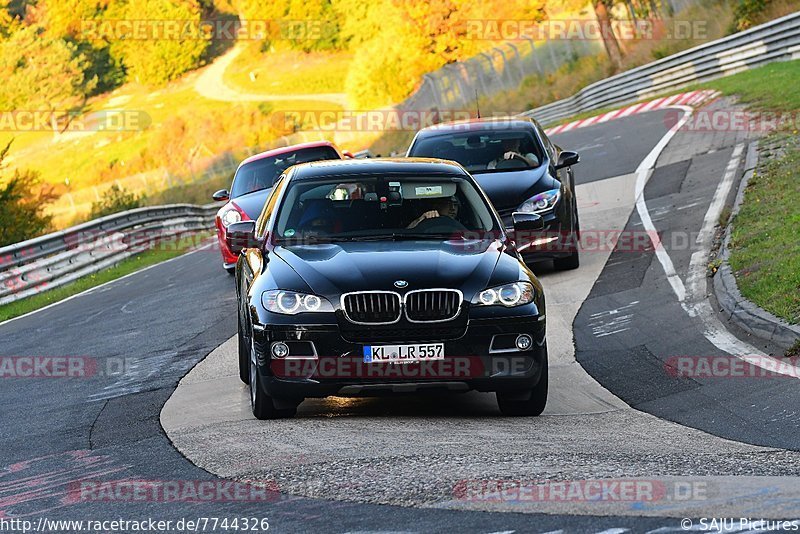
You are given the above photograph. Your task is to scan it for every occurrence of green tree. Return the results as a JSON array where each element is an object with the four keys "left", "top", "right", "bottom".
[
  {"left": 109, "top": 0, "right": 210, "bottom": 85},
  {"left": 0, "top": 23, "right": 97, "bottom": 125},
  {"left": 342, "top": 0, "right": 546, "bottom": 108},
  {"left": 0, "top": 5, "right": 12, "bottom": 39},
  {"left": 552, "top": 0, "right": 624, "bottom": 68},
  {"left": 0, "top": 142, "right": 57, "bottom": 247},
  {"left": 89, "top": 184, "right": 143, "bottom": 219},
  {"left": 33, "top": 0, "right": 125, "bottom": 93},
  {"left": 236, "top": 0, "right": 340, "bottom": 51},
  {"left": 731, "top": 0, "right": 769, "bottom": 32},
  {"left": 34, "top": 0, "right": 108, "bottom": 38}
]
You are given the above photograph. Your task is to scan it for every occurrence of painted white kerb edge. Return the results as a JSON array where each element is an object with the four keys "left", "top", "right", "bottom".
[
  {"left": 636, "top": 109, "right": 800, "bottom": 378},
  {"left": 634, "top": 105, "right": 693, "bottom": 303}
]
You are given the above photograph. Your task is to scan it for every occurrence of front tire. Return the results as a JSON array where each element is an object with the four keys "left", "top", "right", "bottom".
[
  {"left": 237, "top": 307, "right": 250, "bottom": 384},
  {"left": 249, "top": 335, "right": 298, "bottom": 420},
  {"left": 554, "top": 207, "right": 580, "bottom": 271},
  {"left": 553, "top": 249, "right": 579, "bottom": 270},
  {"left": 496, "top": 360, "right": 548, "bottom": 416}
]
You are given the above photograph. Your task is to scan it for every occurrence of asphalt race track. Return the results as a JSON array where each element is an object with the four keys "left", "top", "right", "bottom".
[{"left": 2, "top": 101, "right": 799, "bottom": 533}]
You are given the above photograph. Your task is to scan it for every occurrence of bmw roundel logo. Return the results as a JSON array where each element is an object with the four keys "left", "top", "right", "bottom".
[{"left": 394, "top": 280, "right": 408, "bottom": 289}]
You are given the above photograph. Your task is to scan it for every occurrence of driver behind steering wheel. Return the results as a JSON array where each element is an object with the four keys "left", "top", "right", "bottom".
[
  {"left": 487, "top": 137, "right": 539, "bottom": 169},
  {"left": 407, "top": 196, "right": 460, "bottom": 229}
]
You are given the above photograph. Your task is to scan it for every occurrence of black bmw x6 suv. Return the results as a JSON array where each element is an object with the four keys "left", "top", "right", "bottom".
[
  {"left": 407, "top": 117, "right": 581, "bottom": 270},
  {"left": 229, "top": 158, "right": 548, "bottom": 419}
]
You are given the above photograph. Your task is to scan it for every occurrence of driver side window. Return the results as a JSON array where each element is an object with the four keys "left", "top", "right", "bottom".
[
  {"left": 535, "top": 124, "right": 557, "bottom": 162},
  {"left": 255, "top": 176, "right": 285, "bottom": 239}
]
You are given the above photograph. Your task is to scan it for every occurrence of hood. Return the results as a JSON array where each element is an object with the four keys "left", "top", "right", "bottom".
[
  {"left": 472, "top": 166, "right": 557, "bottom": 211},
  {"left": 273, "top": 239, "right": 503, "bottom": 300},
  {"left": 231, "top": 188, "right": 273, "bottom": 219}
]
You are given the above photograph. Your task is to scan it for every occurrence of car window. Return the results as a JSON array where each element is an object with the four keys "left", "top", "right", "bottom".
[
  {"left": 230, "top": 146, "right": 340, "bottom": 198},
  {"left": 273, "top": 175, "right": 499, "bottom": 243},
  {"left": 534, "top": 122, "right": 557, "bottom": 161},
  {"left": 255, "top": 176, "right": 286, "bottom": 238},
  {"left": 409, "top": 130, "right": 544, "bottom": 174}
]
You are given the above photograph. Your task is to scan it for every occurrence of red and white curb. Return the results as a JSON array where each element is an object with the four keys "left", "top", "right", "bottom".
[{"left": 544, "top": 90, "right": 721, "bottom": 136}]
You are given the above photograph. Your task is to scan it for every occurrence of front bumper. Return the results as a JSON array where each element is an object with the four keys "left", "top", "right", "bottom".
[
  {"left": 252, "top": 315, "right": 546, "bottom": 399},
  {"left": 215, "top": 223, "right": 240, "bottom": 266},
  {"left": 503, "top": 211, "right": 576, "bottom": 262}
]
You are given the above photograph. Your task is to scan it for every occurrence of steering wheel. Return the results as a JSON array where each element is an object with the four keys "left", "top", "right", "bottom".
[
  {"left": 412, "top": 216, "right": 467, "bottom": 234},
  {"left": 494, "top": 156, "right": 529, "bottom": 170}
]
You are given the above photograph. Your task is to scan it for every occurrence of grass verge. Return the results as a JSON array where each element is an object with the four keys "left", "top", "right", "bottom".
[
  {"left": 0, "top": 233, "right": 211, "bottom": 323},
  {"left": 699, "top": 60, "right": 800, "bottom": 110},
  {"left": 693, "top": 59, "right": 800, "bottom": 326},
  {"left": 224, "top": 48, "right": 352, "bottom": 96},
  {"left": 727, "top": 132, "right": 800, "bottom": 325}
]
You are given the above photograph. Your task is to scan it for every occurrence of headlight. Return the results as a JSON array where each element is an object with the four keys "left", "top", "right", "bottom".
[
  {"left": 519, "top": 188, "right": 560, "bottom": 214},
  {"left": 262, "top": 290, "right": 334, "bottom": 315},
  {"left": 472, "top": 282, "right": 534, "bottom": 307},
  {"left": 221, "top": 207, "right": 242, "bottom": 228}
]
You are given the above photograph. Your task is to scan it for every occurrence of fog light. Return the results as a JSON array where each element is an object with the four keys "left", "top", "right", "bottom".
[
  {"left": 515, "top": 334, "right": 532, "bottom": 351},
  {"left": 271, "top": 342, "right": 290, "bottom": 359}
]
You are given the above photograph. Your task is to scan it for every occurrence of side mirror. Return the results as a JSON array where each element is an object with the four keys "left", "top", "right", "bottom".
[
  {"left": 342, "top": 150, "right": 355, "bottom": 159},
  {"left": 512, "top": 212, "right": 545, "bottom": 232},
  {"left": 554, "top": 151, "right": 580, "bottom": 170},
  {"left": 212, "top": 189, "right": 230, "bottom": 202},
  {"left": 226, "top": 220, "right": 258, "bottom": 255}
]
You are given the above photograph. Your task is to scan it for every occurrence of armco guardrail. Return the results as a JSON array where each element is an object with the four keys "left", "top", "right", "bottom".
[
  {"left": 522, "top": 11, "right": 800, "bottom": 125},
  {"left": 0, "top": 204, "right": 217, "bottom": 306}
]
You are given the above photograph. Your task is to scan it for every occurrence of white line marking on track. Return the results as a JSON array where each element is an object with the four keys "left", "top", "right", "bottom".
[
  {"left": 633, "top": 105, "right": 693, "bottom": 302},
  {"left": 680, "top": 145, "right": 800, "bottom": 378},
  {"left": 676, "top": 200, "right": 704, "bottom": 211},
  {"left": 589, "top": 301, "right": 640, "bottom": 318},
  {"left": 684, "top": 143, "right": 745, "bottom": 311},
  {"left": 589, "top": 301, "right": 639, "bottom": 338},
  {"left": 0, "top": 243, "right": 214, "bottom": 329},
  {"left": 637, "top": 129, "right": 800, "bottom": 378}
]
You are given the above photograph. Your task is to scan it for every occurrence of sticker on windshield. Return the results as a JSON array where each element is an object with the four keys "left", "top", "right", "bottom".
[
  {"left": 415, "top": 186, "right": 443, "bottom": 197},
  {"left": 284, "top": 228, "right": 296, "bottom": 237}
]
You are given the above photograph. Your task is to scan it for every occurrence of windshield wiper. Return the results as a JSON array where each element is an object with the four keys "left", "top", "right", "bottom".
[
  {"left": 390, "top": 232, "right": 464, "bottom": 241},
  {"left": 326, "top": 235, "right": 386, "bottom": 242},
  {"left": 320, "top": 233, "right": 463, "bottom": 242}
]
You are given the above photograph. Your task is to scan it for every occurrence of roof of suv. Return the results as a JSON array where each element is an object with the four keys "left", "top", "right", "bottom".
[
  {"left": 413, "top": 117, "right": 539, "bottom": 139},
  {"left": 288, "top": 157, "right": 469, "bottom": 181}
]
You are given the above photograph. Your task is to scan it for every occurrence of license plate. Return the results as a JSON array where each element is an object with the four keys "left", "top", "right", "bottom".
[{"left": 363, "top": 343, "right": 444, "bottom": 363}]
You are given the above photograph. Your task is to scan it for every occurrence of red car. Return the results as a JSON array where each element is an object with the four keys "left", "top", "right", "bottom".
[{"left": 213, "top": 141, "right": 347, "bottom": 272}]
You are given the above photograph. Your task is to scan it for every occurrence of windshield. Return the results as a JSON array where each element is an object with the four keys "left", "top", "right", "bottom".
[
  {"left": 409, "top": 130, "right": 544, "bottom": 174},
  {"left": 273, "top": 175, "right": 500, "bottom": 244},
  {"left": 230, "top": 146, "right": 339, "bottom": 197}
]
